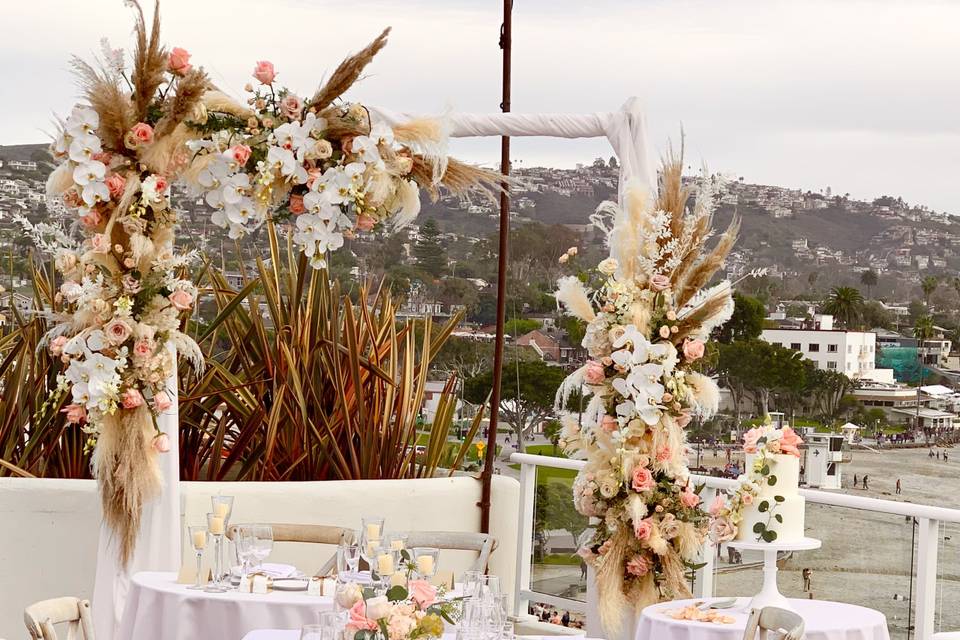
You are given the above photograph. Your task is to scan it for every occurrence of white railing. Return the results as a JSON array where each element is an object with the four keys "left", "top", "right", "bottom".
[{"left": 509, "top": 452, "right": 960, "bottom": 640}]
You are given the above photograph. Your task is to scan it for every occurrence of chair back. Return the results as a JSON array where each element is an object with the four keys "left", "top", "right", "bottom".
[
  {"left": 403, "top": 531, "right": 498, "bottom": 572},
  {"left": 23, "top": 597, "right": 94, "bottom": 640},
  {"left": 228, "top": 523, "right": 351, "bottom": 576},
  {"left": 742, "top": 607, "right": 805, "bottom": 640}
]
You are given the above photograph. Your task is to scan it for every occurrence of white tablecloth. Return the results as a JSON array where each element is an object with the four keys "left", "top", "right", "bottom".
[
  {"left": 636, "top": 598, "right": 889, "bottom": 640},
  {"left": 116, "top": 571, "right": 334, "bottom": 640},
  {"left": 243, "top": 633, "right": 587, "bottom": 640}
]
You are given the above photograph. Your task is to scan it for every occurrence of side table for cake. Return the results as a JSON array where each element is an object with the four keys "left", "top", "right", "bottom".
[{"left": 727, "top": 537, "right": 821, "bottom": 612}]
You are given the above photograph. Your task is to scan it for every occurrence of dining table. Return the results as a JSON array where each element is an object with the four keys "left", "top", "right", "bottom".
[{"left": 635, "top": 597, "right": 890, "bottom": 640}]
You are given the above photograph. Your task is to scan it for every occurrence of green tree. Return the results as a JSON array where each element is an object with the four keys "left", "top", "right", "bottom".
[
  {"left": 463, "top": 360, "right": 568, "bottom": 448},
  {"left": 543, "top": 419, "right": 563, "bottom": 455},
  {"left": 822, "top": 286, "right": 864, "bottom": 329},
  {"left": 808, "top": 369, "right": 854, "bottom": 419},
  {"left": 504, "top": 317, "right": 541, "bottom": 338},
  {"left": 559, "top": 316, "right": 587, "bottom": 349},
  {"left": 414, "top": 219, "right": 447, "bottom": 276},
  {"left": 542, "top": 480, "right": 589, "bottom": 548},
  {"left": 860, "top": 270, "right": 878, "bottom": 299},
  {"left": 861, "top": 300, "right": 894, "bottom": 330},
  {"left": 717, "top": 339, "right": 808, "bottom": 418},
  {"left": 437, "top": 277, "right": 479, "bottom": 315},
  {"left": 921, "top": 276, "right": 939, "bottom": 309},
  {"left": 715, "top": 293, "right": 766, "bottom": 343}
]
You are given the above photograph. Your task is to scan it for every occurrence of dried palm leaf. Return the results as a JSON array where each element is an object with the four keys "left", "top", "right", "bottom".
[
  {"left": 308, "top": 27, "right": 391, "bottom": 110},
  {"left": 154, "top": 68, "right": 210, "bottom": 138},
  {"left": 674, "top": 216, "right": 739, "bottom": 308},
  {"left": 128, "top": 0, "right": 167, "bottom": 121},
  {"left": 70, "top": 57, "right": 135, "bottom": 151}
]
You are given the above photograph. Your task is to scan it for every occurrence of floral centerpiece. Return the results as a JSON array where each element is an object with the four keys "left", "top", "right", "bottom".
[
  {"left": 555, "top": 151, "right": 739, "bottom": 634},
  {"left": 336, "top": 580, "right": 455, "bottom": 640},
  {"left": 708, "top": 417, "right": 804, "bottom": 543}
]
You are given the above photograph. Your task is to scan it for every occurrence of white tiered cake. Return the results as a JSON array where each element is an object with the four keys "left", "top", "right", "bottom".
[{"left": 736, "top": 452, "right": 806, "bottom": 543}]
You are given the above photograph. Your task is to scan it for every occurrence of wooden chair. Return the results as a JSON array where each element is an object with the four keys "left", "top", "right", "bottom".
[
  {"left": 228, "top": 523, "right": 351, "bottom": 575},
  {"left": 403, "top": 531, "right": 498, "bottom": 573},
  {"left": 24, "top": 597, "right": 95, "bottom": 640},
  {"left": 743, "top": 606, "right": 805, "bottom": 640}
]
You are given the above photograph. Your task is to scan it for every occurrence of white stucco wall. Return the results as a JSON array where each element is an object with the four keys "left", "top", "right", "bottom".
[{"left": 0, "top": 475, "right": 519, "bottom": 639}]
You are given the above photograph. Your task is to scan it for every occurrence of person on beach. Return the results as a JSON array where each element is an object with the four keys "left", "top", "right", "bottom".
[
  {"left": 853, "top": 474, "right": 858, "bottom": 488},
  {"left": 862, "top": 475, "right": 869, "bottom": 490},
  {"left": 896, "top": 478, "right": 901, "bottom": 494},
  {"left": 802, "top": 568, "right": 812, "bottom": 592}
]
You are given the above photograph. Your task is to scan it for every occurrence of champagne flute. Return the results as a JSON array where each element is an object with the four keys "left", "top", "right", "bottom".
[
  {"left": 187, "top": 525, "right": 208, "bottom": 590},
  {"left": 205, "top": 512, "right": 228, "bottom": 592},
  {"left": 211, "top": 496, "right": 234, "bottom": 582},
  {"left": 234, "top": 524, "right": 255, "bottom": 587},
  {"left": 337, "top": 543, "right": 361, "bottom": 578},
  {"left": 251, "top": 524, "right": 274, "bottom": 572}
]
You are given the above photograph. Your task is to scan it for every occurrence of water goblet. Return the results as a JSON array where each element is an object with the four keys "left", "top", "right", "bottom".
[
  {"left": 337, "top": 543, "right": 361, "bottom": 578},
  {"left": 300, "top": 624, "right": 324, "bottom": 640},
  {"left": 234, "top": 524, "right": 256, "bottom": 587},
  {"left": 251, "top": 524, "right": 274, "bottom": 571},
  {"left": 204, "top": 512, "right": 228, "bottom": 592},
  {"left": 187, "top": 526, "right": 209, "bottom": 591}
]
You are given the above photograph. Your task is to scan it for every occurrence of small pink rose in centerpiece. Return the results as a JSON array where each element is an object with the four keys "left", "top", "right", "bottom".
[
  {"left": 152, "top": 433, "right": 171, "bottom": 453},
  {"left": 742, "top": 427, "right": 762, "bottom": 454},
  {"left": 288, "top": 194, "right": 305, "bottom": 215},
  {"left": 346, "top": 600, "right": 378, "bottom": 634},
  {"left": 355, "top": 214, "right": 376, "bottom": 231},
  {"left": 49, "top": 335, "right": 68, "bottom": 356},
  {"left": 626, "top": 554, "right": 651, "bottom": 576},
  {"left": 228, "top": 144, "right": 252, "bottom": 167},
  {"left": 779, "top": 426, "right": 803, "bottom": 457},
  {"left": 583, "top": 360, "right": 606, "bottom": 384},
  {"left": 105, "top": 173, "right": 126, "bottom": 199},
  {"left": 279, "top": 94, "right": 302, "bottom": 119},
  {"left": 631, "top": 465, "right": 655, "bottom": 492},
  {"left": 683, "top": 338, "right": 705, "bottom": 362},
  {"left": 169, "top": 289, "right": 193, "bottom": 311},
  {"left": 680, "top": 487, "right": 700, "bottom": 508},
  {"left": 600, "top": 415, "right": 618, "bottom": 433},
  {"left": 633, "top": 517, "right": 653, "bottom": 540},
  {"left": 252, "top": 60, "right": 276, "bottom": 85},
  {"left": 650, "top": 274, "right": 671, "bottom": 291},
  {"left": 167, "top": 47, "right": 192, "bottom": 75},
  {"left": 408, "top": 579, "right": 437, "bottom": 610},
  {"left": 708, "top": 494, "right": 726, "bottom": 517},
  {"left": 124, "top": 122, "right": 154, "bottom": 149},
  {"left": 121, "top": 388, "right": 144, "bottom": 409},
  {"left": 105, "top": 318, "right": 133, "bottom": 345}
]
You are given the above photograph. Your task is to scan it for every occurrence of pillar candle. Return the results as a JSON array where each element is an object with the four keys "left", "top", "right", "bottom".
[
  {"left": 377, "top": 553, "right": 394, "bottom": 575},
  {"left": 208, "top": 515, "right": 224, "bottom": 535},
  {"left": 416, "top": 555, "right": 434, "bottom": 575},
  {"left": 192, "top": 530, "right": 207, "bottom": 549}
]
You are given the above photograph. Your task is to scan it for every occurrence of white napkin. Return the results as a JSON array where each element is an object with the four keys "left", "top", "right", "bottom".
[
  {"left": 256, "top": 563, "right": 299, "bottom": 578},
  {"left": 338, "top": 570, "right": 373, "bottom": 584}
]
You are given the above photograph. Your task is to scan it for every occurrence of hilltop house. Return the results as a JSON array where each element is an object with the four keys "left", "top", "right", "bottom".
[{"left": 515, "top": 329, "right": 583, "bottom": 366}]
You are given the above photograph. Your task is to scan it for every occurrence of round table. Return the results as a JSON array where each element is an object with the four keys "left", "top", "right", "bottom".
[
  {"left": 117, "top": 571, "right": 334, "bottom": 640},
  {"left": 636, "top": 598, "right": 890, "bottom": 640}
]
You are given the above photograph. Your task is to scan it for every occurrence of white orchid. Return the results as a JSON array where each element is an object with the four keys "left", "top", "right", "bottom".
[
  {"left": 68, "top": 134, "right": 102, "bottom": 164},
  {"left": 293, "top": 214, "right": 345, "bottom": 269},
  {"left": 65, "top": 105, "right": 99, "bottom": 137},
  {"left": 197, "top": 156, "right": 231, "bottom": 189},
  {"left": 73, "top": 160, "right": 106, "bottom": 186},
  {"left": 351, "top": 133, "right": 382, "bottom": 166},
  {"left": 266, "top": 145, "right": 307, "bottom": 184},
  {"left": 221, "top": 173, "right": 250, "bottom": 205},
  {"left": 303, "top": 190, "right": 339, "bottom": 220}
]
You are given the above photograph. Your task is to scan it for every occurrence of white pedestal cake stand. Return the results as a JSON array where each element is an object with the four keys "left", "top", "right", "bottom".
[{"left": 727, "top": 537, "right": 821, "bottom": 612}]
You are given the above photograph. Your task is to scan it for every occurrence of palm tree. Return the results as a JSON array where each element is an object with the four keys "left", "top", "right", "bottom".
[
  {"left": 913, "top": 315, "right": 935, "bottom": 442},
  {"left": 822, "top": 286, "right": 865, "bottom": 329},
  {"left": 921, "top": 276, "right": 938, "bottom": 309},
  {"left": 860, "top": 270, "right": 878, "bottom": 299}
]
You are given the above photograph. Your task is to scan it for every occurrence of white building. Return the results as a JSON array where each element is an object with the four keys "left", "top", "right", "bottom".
[{"left": 762, "top": 315, "right": 894, "bottom": 383}]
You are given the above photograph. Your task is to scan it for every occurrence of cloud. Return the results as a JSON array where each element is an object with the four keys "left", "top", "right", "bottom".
[{"left": 4, "top": 0, "right": 958, "bottom": 212}]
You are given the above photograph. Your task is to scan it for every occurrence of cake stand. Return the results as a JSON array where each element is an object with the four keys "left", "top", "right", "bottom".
[{"left": 727, "top": 537, "right": 821, "bottom": 612}]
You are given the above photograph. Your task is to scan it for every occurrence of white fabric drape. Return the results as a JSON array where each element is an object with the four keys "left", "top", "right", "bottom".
[
  {"left": 369, "top": 97, "right": 658, "bottom": 203},
  {"left": 93, "top": 345, "right": 181, "bottom": 640}
]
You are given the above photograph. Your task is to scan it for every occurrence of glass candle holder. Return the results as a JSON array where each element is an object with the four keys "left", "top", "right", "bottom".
[
  {"left": 211, "top": 496, "right": 235, "bottom": 582},
  {"left": 205, "top": 512, "right": 228, "bottom": 592},
  {"left": 187, "top": 525, "right": 209, "bottom": 590},
  {"left": 412, "top": 547, "right": 439, "bottom": 580},
  {"left": 361, "top": 515, "right": 384, "bottom": 543}
]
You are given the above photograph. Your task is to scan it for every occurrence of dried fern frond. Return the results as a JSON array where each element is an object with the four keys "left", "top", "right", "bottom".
[
  {"left": 674, "top": 285, "right": 733, "bottom": 342},
  {"left": 308, "top": 27, "right": 391, "bottom": 110},
  {"left": 70, "top": 57, "right": 136, "bottom": 151},
  {"left": 128, "top": 0, "right": 167, "bottom": 121},
  {"left": 154, "top": 68, "right": 210, "bottom": 138},
  {"left": 667, "top": 203, "right": 712, "bottom": 287},
  {"left": 657, "top": 143, "right": 692, "bottom": 248},
  {"left": 674, "top": 215, "right": 739, "bottom": 308}
]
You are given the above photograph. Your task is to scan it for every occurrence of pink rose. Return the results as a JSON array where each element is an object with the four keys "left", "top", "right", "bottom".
[
  {"left": 80, "top": 209, "right": 102, "bottom": 228},
  {"left": 167, "top": 47, "right": 192, "bottom": 75},
  {"left": 169, "top": 289, "right": 194, "bottom": 311},
  {"left": 62, "top": 404, "right": 86, "bottom": 424},
  {"left": 658, "top": 325, "right": 671, "bottom": 339},
  {"left": 626, "top": 554, "right": 650, "bottom": 577},
  {"left": 709, "top": 517, "right": 737, "bottom": 543},
  {"left": 49, "top": 336, "right": 68, "bottom": 356},
  {"left": 91, "top": 151, "right": 113, "bottom": 165},
  {"left": 742, "top": 427, "right": 762, "bottom": 454},
  {"left": 280, "top": 94, "right": 302, "bottom": 119},
  {"left": 674, "top": 410, "right": 692, "bottom": 429},
  {"left": 306, "top": 168, "right": 324, "bottom": 189},
  {"left": 631, "top": 466, "right": 655, "bottom": 492},
  {"left": 121, "top": 388, "right": 144, "bottom": 409},
  {"left": 63, "top": 189, "right": 84, "bottom": 208},
  {"left": 779, "top": 426, "right": 803, "bottom": 458},
  {"left": 288, "top": 194, "right": 305, "bottom": 215},
  {"left": 656, "top": 446, "right": 672, "bottom": 463},
  {"left": 742, "top": 493, "right": 754, "bottom": 506},
  {"left": 407, "top": 579, "right": 437, "bottom": 610},
  {"left": 105, "top": 173, "right": 126, "bottom": 199},
  {"left": 650, "top": 274, "right": 671, "bottom": 291},
  {"left": 153, "top": 390, "right": 172, "bottom": 412},
  {"left": 583, "top": 360, "right": 606, "bottom": 384},
  {"left": 122, "top": 274, "right": 142, "bottom": 294},
  {"left": 152, "top": 175, "right": 169, "bottom": 194},
  {"left": 346, "top": 601, "right": 378, "bottom": 634},
  {"left": 683, "top": 339, "right": 705, "bottom": 362},
  {"left": 601, "top": 415, "right": 618, "bottom": 433},
  {"left": 355, "top": 214, "right": 376, "bottom": 232},
  {"left": 633, "top": 517, "right": 653, "bottom": 540},
  {"left": 90, "top": 233, "right": 111, "bottom": 254},
  {"left": 153, "top": 433, "right": 171, "bottom": 453},
  {"left": 133, "top": 339, "right": 154, "bottom": 360},
  {"left": 229, "top": 144, "right": 252, "bottom": 167},
  {"left": 708, "top": 494, "right": 726, "bottom": 517},
  {"left": 680, "top": 488, "right": 700, "bottom": 508},
  {"left": 125, "top": 122, "right": 154, "bottom": 149},
  {"left": 252, "top": 60, "right": 276, "bottom": 84},
  {"left": 104, "top": 318, "right": 133, "bottom": 345}
]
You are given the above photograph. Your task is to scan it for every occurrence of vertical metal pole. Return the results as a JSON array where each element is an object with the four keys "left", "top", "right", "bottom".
[
  {"left": 514, "top": 461, "right": 535, "bottom": 617},
  {"left": 915, "top": 517, "right": 940, "bottom": 640},
  {"left": 479, "top": 0, "right": 512, "bottom": 534}
]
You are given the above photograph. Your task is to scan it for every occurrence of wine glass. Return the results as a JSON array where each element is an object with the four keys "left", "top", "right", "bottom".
[
  {"left": 204, "top": 513, "right": 228, "bottom": 592},
  {"left": 337, "top": 543, "right": 361, "bottom": 578},
  {"left": 187, "top": 526, "right": 208, "bottom": 590},
  {"left": 234, "top": 524, "right": 256, "bottom": 586},
  {"left": 251, "top": 524, "right": 274, "bottom": 571},
  {"left": 386, "top": 533, "right": 408, "bottom": 552}
]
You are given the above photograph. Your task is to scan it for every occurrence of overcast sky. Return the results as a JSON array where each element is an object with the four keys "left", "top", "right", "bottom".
[{"left": 5, "top": 0, "right": 959, "bottom": 213}]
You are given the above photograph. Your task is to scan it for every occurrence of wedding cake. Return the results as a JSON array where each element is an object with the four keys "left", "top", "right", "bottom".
[
  {"left": 709, "top": 419, "right": 806, "bottom": 545},
  {"left": 736, "top": 450, "right": 806, "bottom": 543}
]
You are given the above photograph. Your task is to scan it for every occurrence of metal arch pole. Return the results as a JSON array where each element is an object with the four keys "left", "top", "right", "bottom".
[{"left": 479, "top": 0, "right": 512, "bottom": 535}]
